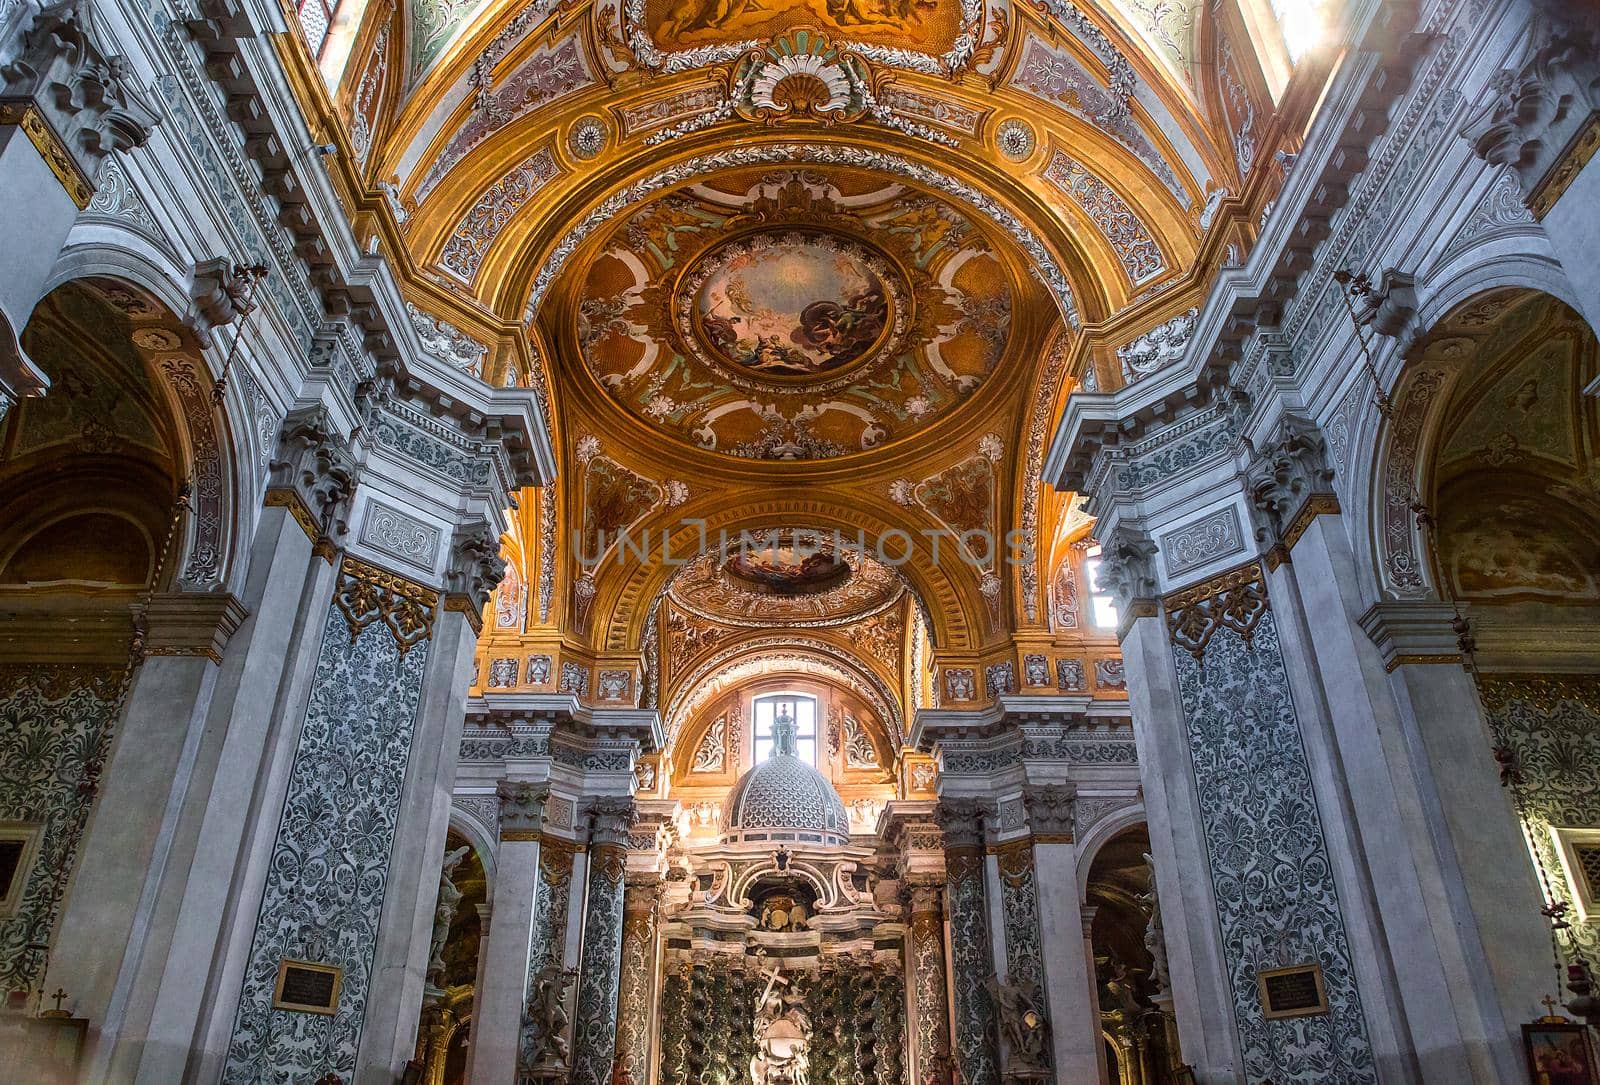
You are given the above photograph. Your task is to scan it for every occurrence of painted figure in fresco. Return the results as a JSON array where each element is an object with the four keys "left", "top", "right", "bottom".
[{"left": 660, "top": 0, "right": 931, "bottom": 37}]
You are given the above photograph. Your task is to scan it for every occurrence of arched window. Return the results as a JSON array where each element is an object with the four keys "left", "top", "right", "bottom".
[
  {"left": 753, "top": 693, "right": 817, "bottom": 765},
  {"left": 1083, "top": 544, "right": 1120, "bottom": 629}
]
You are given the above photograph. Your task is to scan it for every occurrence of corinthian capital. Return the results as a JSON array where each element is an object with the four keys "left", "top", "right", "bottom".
[
  {"left": 1096, "top": 526, "right": 1160, "bottom": 616},
  {"left": 935, "top": 798, "right": 985, "bottom": 850},
  {"left": 268, "top": 406, "right": 359, "bottom": 546},
  {"left": 585, "top": 798, "right": 638, "bottom": 848},
  {"left": 2, "top": 0, "right": 160, "bottom": 199},
  {"left": 1247, "top": 414, "right": 1337, "bottom": 549},
  {"left": 496, "top": 780, "right": 549, "bottom": 835},
  {"left": 445, "top": 519, "right": 506, "bottom": 617},
  {"left": 1022, "top": 784, "right": 1076, "bottom": 841}
]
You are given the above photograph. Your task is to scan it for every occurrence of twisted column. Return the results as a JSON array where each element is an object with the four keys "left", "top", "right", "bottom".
[
  {"left": 569, "top": 799, "right": 638, "bottom": 1085},
  {"left": 937, "top": 798, "right": 997, "bottom": 1085}
]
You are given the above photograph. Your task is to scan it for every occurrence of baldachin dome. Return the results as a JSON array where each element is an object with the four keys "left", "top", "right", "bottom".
[{"left": 721, "top": 708, "right": 849, "bottom": 846}]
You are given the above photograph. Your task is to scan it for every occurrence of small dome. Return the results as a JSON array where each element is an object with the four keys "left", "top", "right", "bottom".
[{"left": 722, "top": 706, "right": 849, "bottom": 846}]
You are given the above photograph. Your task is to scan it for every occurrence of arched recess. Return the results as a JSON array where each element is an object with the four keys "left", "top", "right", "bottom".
[
  {"left": 1082, "top": 822, "right": 1178, "bottom": 1085},
  {"left": 593, "top": 501, "right": 981, "bottom": 656},
  {"left": 408, "top": 825, "right": 489, "bottom": 1085},
  {"left": 664, "top": 641, "right": 904, "bottom": 754},
  {"left": 0, "top": 274, "right": 223, "bottom": 1004},
  {"left": 46, "top": 239, "right": 253, "bottom": 592},
  {"left": 1368, "top": 287, "right": 1598, "bottom": 605}
]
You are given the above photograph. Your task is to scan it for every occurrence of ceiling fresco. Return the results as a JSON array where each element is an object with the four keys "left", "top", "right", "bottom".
[
  {"left": 310, "top": 0, "right": 1293, "bottom": 759},
  {"left": 666, "top": 528, "right": 906, "bottom": 627},
  {"left": 558, "top": 168, "right": 1021, "bottom": 459}
]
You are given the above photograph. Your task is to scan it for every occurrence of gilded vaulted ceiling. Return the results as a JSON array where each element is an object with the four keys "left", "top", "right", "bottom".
[{"left": 308, "top": 0, "right": 1289, "bottom": 744}]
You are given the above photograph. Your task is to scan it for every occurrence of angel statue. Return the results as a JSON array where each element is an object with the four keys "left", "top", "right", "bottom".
[
  {"left": 986, "top": 974, "right": 1050, "bottom": 1078},
  {"left": 426, "top": 845, "right": 471, "bottom": 989}
]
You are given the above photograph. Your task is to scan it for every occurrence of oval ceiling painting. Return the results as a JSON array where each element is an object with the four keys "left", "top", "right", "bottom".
[
  {"left": 688, "top": 232, "right": 897, "bottom": 378},
  {"left": 564, "top": 167, "right": 1032, "bottom": 461}
]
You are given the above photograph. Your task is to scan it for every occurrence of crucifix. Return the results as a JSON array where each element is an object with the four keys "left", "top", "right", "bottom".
[{"left": 49, "top": 988, "right": 67, "bottom": 1014}]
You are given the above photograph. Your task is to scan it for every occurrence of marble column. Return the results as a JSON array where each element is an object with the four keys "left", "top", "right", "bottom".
[
  {"left": 469, "top": 782, "right": 548, "bottom": 1085},
  {"left": 613, "top": 880, "right": 661, "bottom": 1085},
  {"left": 40, "top": 589, "right": 246, "bottom": 1065},
  {"left": 1107, "top": 541, "right": 1243, "bottom": 1080},
  {"left": 937, "top": 798, "right": 998, "bottom": 1085},
  {"left": 0, "top": 0, "right": 158, "bottom": 411},
  {"left": 1250, "top": 415, "right": 1546, "bottom": 1082},
  {"left": 1021, "top": 784, "right": 1105, "bottom": 1085},
  {"left": 106, "top": 406, "right": 353, "bottom": 1085},
  {"left": 569, "top": 798, "right": 637, "bottom": 1085},
  {"left": 906, "top": 880, "right": 952, "bottom": 1085}
]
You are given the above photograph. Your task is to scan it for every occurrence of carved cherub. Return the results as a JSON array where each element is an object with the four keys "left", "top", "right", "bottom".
[{"left": 527, "top": 964, "right": 577, "bottom": 1067}]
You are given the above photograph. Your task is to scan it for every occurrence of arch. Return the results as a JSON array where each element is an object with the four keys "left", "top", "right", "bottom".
[
  {"left": 595, "top": 498, "right": 982, "bottom": 655},
  {"left": 447, "top": 804, "right": 498, "bottom": 891},
  {"left": 45, "top": 239, "right": 255, "bottom": 593},
  {"left": 1075, "top": 802, "right": 1148, "bottom": 899},
  {"left": 665, "top": 639, "right": 903, "bottom": 753},
  {"left": 1365, "top": 285, "right": 1599, "bottom": 603}
]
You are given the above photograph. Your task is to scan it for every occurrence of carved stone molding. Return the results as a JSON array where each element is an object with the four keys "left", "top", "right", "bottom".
[
  {"left": 134, "top": 590, "right": 249, "bottom": 664},
  {"left": 1021, "top": 784, "right": 1076, "bottom": 843},
  {"left": 267, "top": 406, "right": 359, "bottom": 558},
  {"left": 1464, "top": 15, "right": 1600, "bottom": 218},
  {"left": 0, "top": 0, "right": 160, "bottom": 207},
  {"left": 497, "top": 780, "right": 550, "bottom": 839},
  {"left": 442, "top": 519, "right": 506, "bottom": 634},
  {"left": 1165, "top": 561, "right": 1269, "bottom": 660},
  {"left": 1247, "top": 415, "right": 1340, "bottom": 562}
]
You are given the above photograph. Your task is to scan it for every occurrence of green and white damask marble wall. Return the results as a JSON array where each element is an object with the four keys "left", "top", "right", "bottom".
[
  {"left": 1481, "top": 676, "right": 1600, "bottom": 964},
  {"left": 0, "top": 665, "right": 122, "bottom": 1000},
  {"left": 1164, "top": 564, "right": 1377, "bottom": 1084},
  {"left": 220, "top": 560, "right": 437, "bottom": 1083}
]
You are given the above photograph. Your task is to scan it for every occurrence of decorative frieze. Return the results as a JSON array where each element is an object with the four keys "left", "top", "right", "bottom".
[
  {"left": 1160, "top": 507, "right": 1245, "bottom": 579},
  {"left": 1117, "top": 307, "right": 1199, "bottom": 383}
]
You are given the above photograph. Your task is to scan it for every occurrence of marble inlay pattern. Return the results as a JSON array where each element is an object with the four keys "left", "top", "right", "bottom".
[
  {"left": 945, "top": 849, "right": 997, "bottom": 1085},
  {"left": 996, "top": 843, "right": 1045, "bottom": 994},
  {"left": 0, "top": 665, "right": 121, "bottom": 998},
  {"left": 1480, "top": 676, "right": 1600, "bottom": 963},
  {"left": 909, "top": 890, "right": 950, "bottom": 1076},
  {"left": 1166, "top": 568, "right": 1376, "bottom": 1084},
  {"left": 220, "top": 575, "right": 434, "bottom": 1083},
  {"left": 570, "top": 846, "right": 628, "bottom": 1085}
]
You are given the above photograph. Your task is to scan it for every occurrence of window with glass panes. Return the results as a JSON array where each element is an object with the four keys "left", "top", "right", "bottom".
[{"left": 753, "top": 693, "right": 817, "bottom": 765}]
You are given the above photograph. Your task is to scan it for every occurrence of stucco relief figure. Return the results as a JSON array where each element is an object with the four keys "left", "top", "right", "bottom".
[
  {"left": 1139, "top": 852, "right": 1171, "bottom": 996},
  {"left": 987, "top": 975, "right": 1050, "bottom": 1077},
  {"left": 751, "top": 967, "right": 812, "bottom": 1085},
  {"left": 425, "top": 845, "right": 471, "bottom": 989},
  {"left": 527, "top": 965, "right": 578, "bottom": 1069}
]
